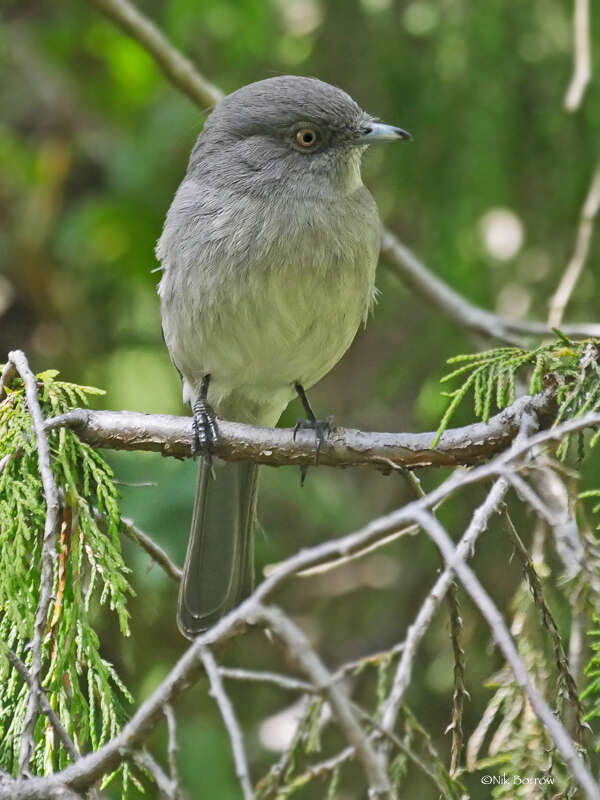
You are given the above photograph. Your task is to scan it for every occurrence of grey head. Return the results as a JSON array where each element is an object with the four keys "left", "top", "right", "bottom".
[{"left": 188, "top": 76, "right": 410, "bottom": 197}]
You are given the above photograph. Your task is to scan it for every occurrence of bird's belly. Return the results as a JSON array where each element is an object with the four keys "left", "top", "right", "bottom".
[
  {"left": 166, "top": 257, "right": 374, "bottom": 424},
  {"left": 209, "top": 262, "right": 371, "bottom": 409}
]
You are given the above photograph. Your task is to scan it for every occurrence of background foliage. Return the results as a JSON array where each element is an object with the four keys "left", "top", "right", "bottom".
[{"left": 1, "top": 0, "right": 599, "bottom": 797}]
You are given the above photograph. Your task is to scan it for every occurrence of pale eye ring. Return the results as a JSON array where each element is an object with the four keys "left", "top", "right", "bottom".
[{"left": 296, "top": 127, "right": 318, "bottom": 148}]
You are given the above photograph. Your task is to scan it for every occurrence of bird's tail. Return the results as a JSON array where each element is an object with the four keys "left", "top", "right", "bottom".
[{"left": 177, "top": 460, "right": 259, "bottom": 639}]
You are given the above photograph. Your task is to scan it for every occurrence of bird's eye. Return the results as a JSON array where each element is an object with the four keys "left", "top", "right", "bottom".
[{"left": 295, "top": 127, "right": 318, "bottom": 149}]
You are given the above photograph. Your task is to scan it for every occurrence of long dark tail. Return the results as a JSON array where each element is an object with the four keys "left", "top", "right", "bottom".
[{"left": 177, "top": 460, "right": 259, "bottom": 639}]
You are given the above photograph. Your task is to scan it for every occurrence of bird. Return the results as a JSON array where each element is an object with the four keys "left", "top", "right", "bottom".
[{"left": 156, "top": 76, "right": 410, "bottom": 638}]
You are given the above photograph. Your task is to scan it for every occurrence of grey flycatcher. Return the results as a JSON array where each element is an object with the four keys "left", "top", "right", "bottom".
[{"left": 156, "top": 76, "right": 410, "bottom": 638}]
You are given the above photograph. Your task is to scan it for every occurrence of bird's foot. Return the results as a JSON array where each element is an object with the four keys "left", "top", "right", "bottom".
[
  {"left": 293, "top": 415, "right": 333, "bottom": 465},
  {"left": 192, "top": 376, "right": 219, "bottom": 468}
]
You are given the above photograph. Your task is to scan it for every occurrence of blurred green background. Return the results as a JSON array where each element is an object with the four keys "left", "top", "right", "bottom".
[{"left": 1, "top": 0, "right": 599, "bottom": 797}]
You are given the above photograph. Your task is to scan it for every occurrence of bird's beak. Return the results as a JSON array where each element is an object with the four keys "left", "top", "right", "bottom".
[{"left": 357, "top": 122, "right": 412, "bottom": 143}]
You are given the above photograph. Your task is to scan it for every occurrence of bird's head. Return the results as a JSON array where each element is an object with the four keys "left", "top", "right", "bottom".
[{"left": 191, "top": 76, "right": 410, "bottom": 197}]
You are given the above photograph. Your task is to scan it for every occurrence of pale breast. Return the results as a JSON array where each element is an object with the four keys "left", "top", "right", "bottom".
[{"left": 159, "top": 183, "right": 380, "bottom": 424}]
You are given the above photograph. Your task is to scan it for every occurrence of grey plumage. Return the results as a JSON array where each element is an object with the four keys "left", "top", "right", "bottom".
[{"left": 157, "top": 76, "right": 408, "bottom": 638}]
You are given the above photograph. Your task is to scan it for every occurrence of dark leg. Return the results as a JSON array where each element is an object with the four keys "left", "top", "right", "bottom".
[
  {"left": 293, "top": 382, "right": 333, "bottom": 473},
  {"left": 192, "top": 374, "right": 219, "bottom": 466}
]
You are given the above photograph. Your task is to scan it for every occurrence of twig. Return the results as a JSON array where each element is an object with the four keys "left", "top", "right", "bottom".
[
  {"left": 163, "top": 704, "right": 180, "bottom": 789},
  {"left": 548, "top": 161, "right": 600, "bottom": 327},
  {"left": 133, "top": 751, "right": 176, "bottom": 800},
  {"left": 414, "top": 510, "right": 600, "bottom": 799},
  {"left": 219, "top": 667, "right": 314, "bottom": 694},
  {"left": 43, "top": 391, "right": 557, "bottom": 470},
  {"left": 564, "top": 0, "right": 592, "bottom": 112},
  {"left": 9, "top": 351, "right": 61, "bottom": 776},
  {"left": 199, "top": 647, "right": 255, "bottom": 800},
  {"left": 83, "top": 0, "right": 222, "bottom": 108},
  {"left": 120, "top": 516, "right": 182, "bottom": 582},
  {"left": 257, "top": 605, "right": 393, "bottom": 799}
]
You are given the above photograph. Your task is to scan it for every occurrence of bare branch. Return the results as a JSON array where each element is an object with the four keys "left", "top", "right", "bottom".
[
  {"left": 8, "top": 351, "right": 61, "bottom": 776},
  {"left": 548, "top": 161, "right": 600, "bottom": 327},
  {"left": 43, "top": 391, "right": 556, "bottom": 470},
  {"left": 564, "top": 0, "right": 592, "bottom": 112},
  {"left": 257, "top": 605, "right": 392, "bottom": 798},
  {"left": 200, "top": 647, "right": 255, "bottom": 800},
  {"left": 414, "top": 510, "right": 600, "bottom": 799},
  {"left": 83, "top": 0, "right": 222, "bottom": 109},
  {"left": 120, "top": 516, "right": 182, "bottom": 582},
  {"left": 381, "top": 230, "right": 600, "bottom": 342}
]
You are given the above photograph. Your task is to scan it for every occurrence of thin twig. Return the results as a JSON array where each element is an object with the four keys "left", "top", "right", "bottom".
[
  {"left": 163, "top": 704, "right": 180, "bottom": 790},
  {"left": 564, "top": 0, "right": 592, "bottom": 111},
  {"left": 548, "top": 161, "right": 600, "bottom": 326},
  {"left": 133, "top": 751, "right": 177, "bottom": 800},
  {"left": 9, "top": 351, "right": 61, "bottom": 776},
  {"left": 200, "top": 647, "right": 255, "bottom": 800},
  {"left": 415, "top": 510, "right": 600, "bottom": 799},
  {"left": 219, "top": 667, "right": 314, "bottom": 694},
  {"left": 120, "top": 516, "right": 182, "bottom": 582}
]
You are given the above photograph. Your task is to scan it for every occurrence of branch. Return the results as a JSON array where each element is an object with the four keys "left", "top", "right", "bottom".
[
  {"left": 44, "top": 392, "right": 556, "bottom": 470},
  {"left": 8, "top": 352, "right": 61, "bottom": 776},
  {"left": 548, "top": 161, "right": 600, "bottom": 327},
  {"left": 564, "top": 0, "right": 592, "bottom": 112},
  {"left": 200, "top": 648, "right": 255, "bottom": 800},
  {"left": 84, "top": 0, "right": 222, "bottom": 108},
  {"left": 381, "top": 230, "right": 600, "bottom": 342}
]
